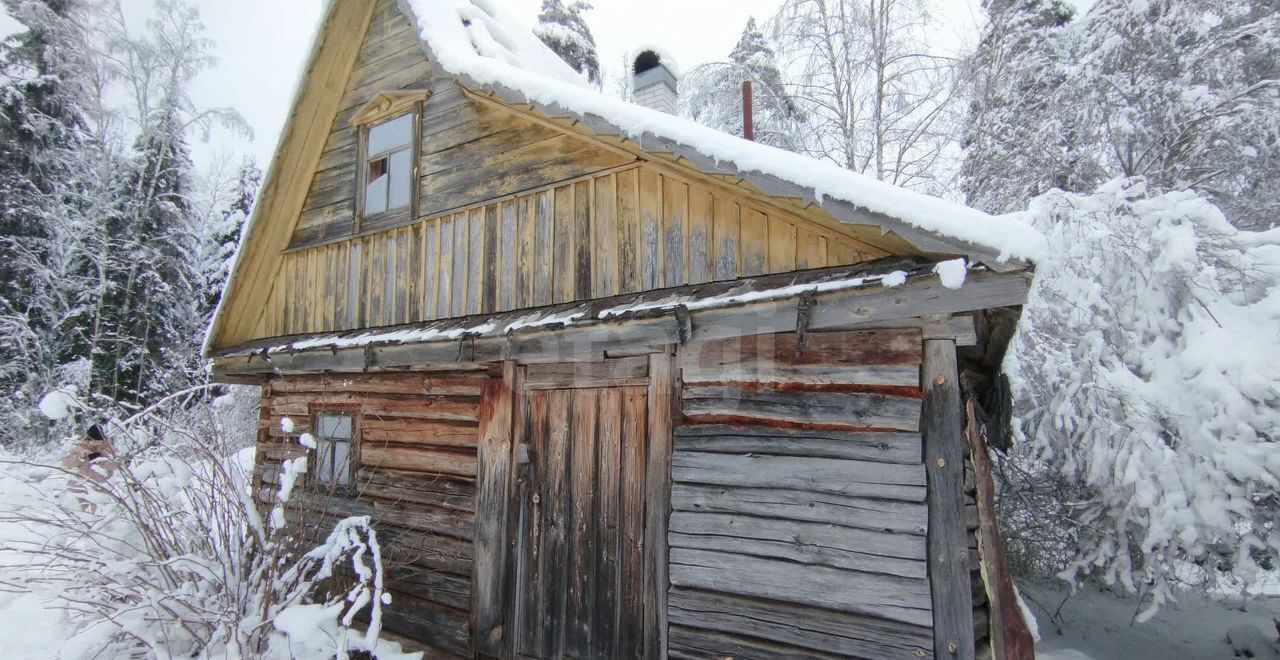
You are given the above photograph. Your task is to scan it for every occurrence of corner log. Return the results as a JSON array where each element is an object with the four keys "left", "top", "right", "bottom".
[{"left": 922, "top": 339, "right": 976, "bottom": 659}]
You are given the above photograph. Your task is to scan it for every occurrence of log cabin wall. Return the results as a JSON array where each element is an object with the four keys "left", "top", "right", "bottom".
[
  {"left": 254, "top": 370, "right": 488, "bottom": 657},
  {"left": 668, "top": 328, "right": 937, "bottom": 658}
]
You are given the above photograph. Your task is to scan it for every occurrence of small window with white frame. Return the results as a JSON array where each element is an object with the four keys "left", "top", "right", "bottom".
[
  {"left": 313, "top": 413, "right": 355, "bottom": 487},
  {"left": 362, "top": 112, "right": 415, "bottom": 218}
]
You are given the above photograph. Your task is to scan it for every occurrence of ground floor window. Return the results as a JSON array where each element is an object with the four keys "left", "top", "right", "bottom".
[{"left": 313, "top": 413, "right": 355, "bottom": 486}]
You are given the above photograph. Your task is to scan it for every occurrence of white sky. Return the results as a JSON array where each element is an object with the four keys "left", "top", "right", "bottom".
[{"left": 1, "top": 0, "right": 1094, "bottom": 174}]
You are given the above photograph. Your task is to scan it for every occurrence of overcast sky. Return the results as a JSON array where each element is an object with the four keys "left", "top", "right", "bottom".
[{"left": 1, "top": 0, "right": 1093, "bottom": 175}]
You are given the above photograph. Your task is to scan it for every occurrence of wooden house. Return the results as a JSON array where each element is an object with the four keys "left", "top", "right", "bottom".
[{"left": 205, "top": 1, "right": 1043, "bottom": 658}]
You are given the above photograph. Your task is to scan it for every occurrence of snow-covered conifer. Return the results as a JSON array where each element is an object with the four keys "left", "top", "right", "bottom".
[
  {"left": 680, "top": 17, "right": 804, "bottom": 151},
  {"left": 534, "top": 0, "right": 601, "bottom": 86},
  {"left": 959, "top": 0, "right": 1095, "bottom": 213}
]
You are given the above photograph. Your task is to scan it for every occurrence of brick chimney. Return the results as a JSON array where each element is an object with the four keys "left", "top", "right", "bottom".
[{"left": 632, "top": 49, "right": 678, "bottom": 114}]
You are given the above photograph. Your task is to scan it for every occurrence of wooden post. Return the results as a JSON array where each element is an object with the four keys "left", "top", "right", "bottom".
[
  {"left": 922, "top": 339, "right": 976, "bottom": 660},
  {"left": 473, "top": 361, "right": 517, "bottom": 655},
  {"left": 644, "top": 350, "right": 675, "bottom": 659},
  {"left": 742, "top": 80, "right": 755, "bottom": 142}
]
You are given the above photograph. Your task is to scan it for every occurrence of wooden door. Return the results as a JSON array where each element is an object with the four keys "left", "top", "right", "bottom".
[{"left": 509, "top": 358, "right": 658, "bottom": 659}]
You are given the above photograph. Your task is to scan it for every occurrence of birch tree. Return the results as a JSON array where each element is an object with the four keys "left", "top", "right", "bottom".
[{"left": 770, "top": 0, "right": 961, "bottom": 194}]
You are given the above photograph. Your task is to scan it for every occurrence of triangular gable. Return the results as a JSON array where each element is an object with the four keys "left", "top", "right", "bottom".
[{"left": 209, "top": 0, "right": 1040, "bottom": 354}]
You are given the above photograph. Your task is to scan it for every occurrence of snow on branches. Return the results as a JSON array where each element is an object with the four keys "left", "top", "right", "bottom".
[{"left": 1007, "top": 178, "right": 1280, "bottom": 616}]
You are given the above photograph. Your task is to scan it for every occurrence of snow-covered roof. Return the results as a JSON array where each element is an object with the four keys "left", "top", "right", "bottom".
[{"left": 400, "top": 0, "right": 1046, "bottom": 263}]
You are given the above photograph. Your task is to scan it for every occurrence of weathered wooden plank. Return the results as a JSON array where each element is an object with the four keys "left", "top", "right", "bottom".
[
  {"left": 617, "top": 168, "right": 641, "bottom": 294},
  {"left": 574, "top": 180, "right": 593, "bottom": 301},
  {"left": 965, "top": 401, "right": 1035, "bottom": 660},
  {"left": 668, "top": 624, "right": 846, "bottom": 660},
  {"left": 668, "top": 547, "right": 934, "bottom": 628},
  {"left": 682, "top": 385, "right": 922, "bottom": 431},
  {"left": 671, "top": 483, "right": 928, "bottom": 537},
  {"left": 923, "top": 339, "right": 976, "bottom": 660},
  {"left": 482, "top": 205, "right": 499, "bottom": 313},
  {"left": 471, "top": 361, "right": 515, "bottom": 655},
  {"left": 711, "top": 195, "right": 739, "bottom": 280},
  {"left": 669, "top": 511, "right": 927, "bottom": 578},
  {"left": 639, "top": 168, "right": 663, "bottom": 290},
  {"left": 516, "top": 384, "right": 547, "bottom": 656},
  {"left": 593, "top": 173, "right": 619, "bottom": 298},
  {"left": 541, "top": 389, "right": 571, "bottom": 657},
  {"left": 644, "top": 352, "right": 674, "bottom": 659},
  {"left": 687, "top": 186, "right": 712, "bottom": 285},
  {"left": 524, "top": 355, "right": 649, "bottom": 389},
  {"left": 797, "top": 229, "right": 825, "bottom": 270},
  {"left": 680, "top": 327, "right": 921, "bottom": 378},
  {"left": 619, "top": 385, "right": 648, "bottom": 660},
  {"left": 565, "top": 388, "right": 598, "bottom": 658},
  {"left": 468, "top": 208, "right": 485, "bottom": 315},
  {"left": 594, "top": 387, "right": 623, "bottom": 659},
  {"left": 421, "top": 220, "right": 438, "bottom": 320},
  {"left": 740, "top": 208, "right": 768, "bottom": 276},
  {"left": 663, "top": 176, "right": 688, "bottom": 287},
  {"left": 269, "top": 373, "right": 485, "bottom": 396},
  {"left": 672, "top": 451, "right": 926, "bottom": 501},
  {"left": 360, "top": 419, "right": 479, "bottom": 447},
  {"left": 673, "top": 424, "right": 922, "bottom": 465},
  {"left": 769, "top": 216, "right": 798, "bottom": 273},
  {"left": 499, "top": 201, "right": 518, "bottom": 311},
  {"left": 360, "top": 443, "right": 477, "bottom": 477},
  {"left": 534, "top": 191, "right": 554, "bottom": 306},
  {"left": 668, "top": 588, "right": 933, "bottom": 659},
  {"left": 436, "top": 216, "right": 454, "bottom": 317},
  {"left": 517, "top": 194, "right": 535, "bottom": 308},
  {"left": 553, "top": 184, "right": 575, "bottom": 304},
  {"left": 452, "top": 212, "right": 470, "bottom": 318}
]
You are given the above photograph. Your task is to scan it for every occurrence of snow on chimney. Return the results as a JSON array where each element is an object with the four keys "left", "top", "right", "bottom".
[{"left": 632, "top": 48, "right": 679, "bottom": 115}]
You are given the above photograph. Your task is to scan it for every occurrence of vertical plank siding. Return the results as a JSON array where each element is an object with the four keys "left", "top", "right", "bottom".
[
  {"left": 668, "top": 329, "right": 936, "bottom": 659},
  {"left": 274, "top": 164, "right": 884, "bottom": 337},
  {"left": 255, "top": 371, "right": 488, "bottom": 656}
]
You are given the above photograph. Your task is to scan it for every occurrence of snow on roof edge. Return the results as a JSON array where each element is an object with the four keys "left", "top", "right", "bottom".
[{"left": 401, "top": 0, "right": 1047, "bottom": 263}]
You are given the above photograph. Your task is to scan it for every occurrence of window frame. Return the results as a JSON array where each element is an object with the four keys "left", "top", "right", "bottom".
[
  {"left": 308, "top": 405, "right": 361, "bottom": 492},
  {"left": 353, "top": 99, "right": 424, "bottom": 234}
]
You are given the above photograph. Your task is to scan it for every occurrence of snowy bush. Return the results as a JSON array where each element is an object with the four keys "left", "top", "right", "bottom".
[
  {"left": 1006, "top": 178, "right": 1280, "bottom": 617},
  {"left": 0, "top": 394, "right": 407, "bottom": 658}
]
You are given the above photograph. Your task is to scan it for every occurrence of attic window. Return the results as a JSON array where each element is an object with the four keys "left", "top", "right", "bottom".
[{"left": 362, "top": 113, "right": 415, "bottom": 218}]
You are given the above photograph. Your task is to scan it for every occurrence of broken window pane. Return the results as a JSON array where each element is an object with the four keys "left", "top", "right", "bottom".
[{"left": 365, "top": 156, "right": 389, "bottom": 215}]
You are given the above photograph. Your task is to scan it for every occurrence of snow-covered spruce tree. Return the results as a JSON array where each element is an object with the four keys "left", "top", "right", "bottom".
[
  {"left": 0, "top": 0, "right": 116, "bottom": 447},
  {"left": 1007, "top": 178, "right": 1280, "bottom": 616},
  {"left": 959, "top": 0, "right": 1100, "bottom": 213},
  {"left": 534, "top": 0, "right": 600, "bottom": 86},
  {"left": 679, "top": 17, "right": 805, "bottom": 151},
  {"left": 769, "top": 0, "right": 962, "bottom": 194},
  {"left": 200, "top": 157, "right": 260, "bottom": 315},
  {"left": 89, "top": 0, "right": 247, "bottom": 405},
  {"left": 1067, "top": 0, "right": 1280, "bottom": 230}
]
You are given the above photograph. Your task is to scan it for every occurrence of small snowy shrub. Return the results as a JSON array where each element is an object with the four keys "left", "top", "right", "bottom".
[
  {"left": 0, "top": 390, "right": 395, "bottom": 658},
  {"left": 1006, "top": 178, "right": 1280, "bottom": 617}
]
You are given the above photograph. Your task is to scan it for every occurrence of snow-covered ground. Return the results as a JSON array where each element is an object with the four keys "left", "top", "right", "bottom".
[{"left": 1028, "top": 581, "right": 1280, "bottom": 660}]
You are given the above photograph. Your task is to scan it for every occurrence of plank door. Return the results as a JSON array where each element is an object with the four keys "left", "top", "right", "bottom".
[{"left": 510, "top": 358, "right": 655, "bottom": 660}]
